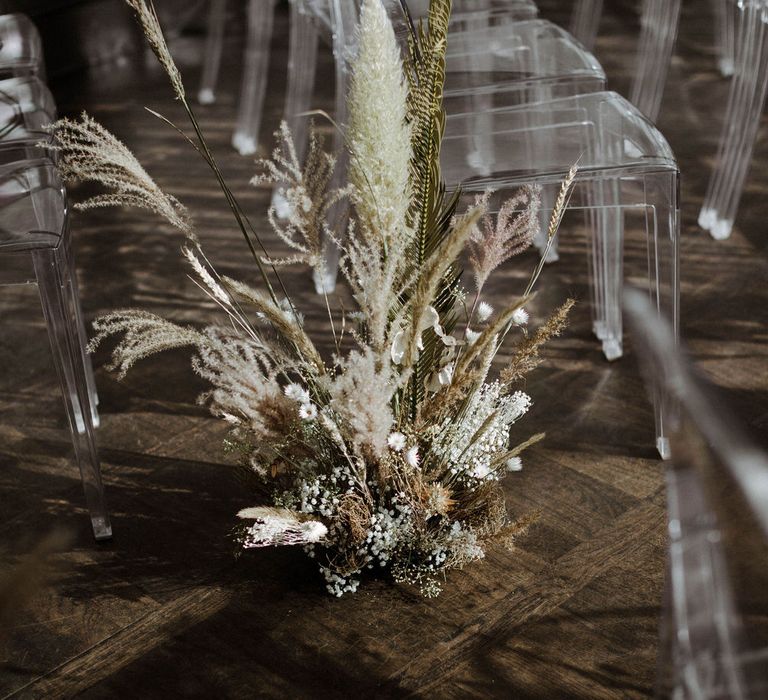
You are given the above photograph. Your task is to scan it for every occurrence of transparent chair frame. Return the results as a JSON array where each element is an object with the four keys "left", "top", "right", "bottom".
[
  {"left": 630, "top": 0, "right": 682, "bottom": 123},
  {"left": 569, "top": 0, "right": 681, "bottom": 122},
  {"left": 0, "top": 159, "right": 109, "bottom": 541},
  {"left": 699, "top": 0, "right": 768, "bottom": 240},
  {"left": 198, "top": 0, "right": 278, "bottom": 156},
  {"left": 624, "top": 289, "right": 768, "bottom": 699},
  {"left": 0, "top": 75, "right": 56, "bottom": 147},
  {"left": 441, "top": 92, "right": 680, "bottom": 457},
  {"left": 713, "top": 0, "right": 738, "bottom": 77},
  {"left": 0, "top": 14, "right": 45, "bottom": 80}
]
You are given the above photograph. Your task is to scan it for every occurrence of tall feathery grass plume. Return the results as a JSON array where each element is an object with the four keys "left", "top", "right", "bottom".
[
  {"left": 347, "top": 0, "right": 412, "bottom": 248},
  {"left": 125, "top": 0, "right": 185, "bottom": 100},
  {"left": 49, "top": 113, "right": 194, "bottom": 239},
  {"left": 342, "top": 0, "right": 415, "bottom": 352},
  {"left": 59, "top": 0, "right": 578, "bottom": 599}
]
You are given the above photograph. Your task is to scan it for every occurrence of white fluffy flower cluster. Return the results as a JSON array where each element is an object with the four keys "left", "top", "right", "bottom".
[
  {"left": 358, "top": 498, "right": 413, "bottom": 567},
  {"left": 431, "top": 383, "right": 531, "bottom": 484},
  {"left": 284, "top": 382, "right": 317, "bottom": 422},
  {"left": 297, "top": 463, "right": 356, "bottom": 518},
  {"left": 319, "top": 566, "right": 361, "bottom": 597}
]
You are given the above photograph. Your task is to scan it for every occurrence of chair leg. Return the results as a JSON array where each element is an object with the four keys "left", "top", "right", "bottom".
[
  {"left": 271, "top": 0, "right": 320, "bottom": 217},
  {"left": 232, "top": 0, "right": 276, "bottom": 156},
  {"left": 630, "top": 0, "right": 682, "bottom": 122},
  {"left": 570, "top": 0, "right": 604, "bottom": 52},
  {"left": 198, "top": 0, "right": 228, "bottom": 105},
  {"left": 61, "top": 236, "right": 99, "bottom": 428},
  {"left": 643, "top": 170, "right": 680, "bottom": 460},
  {"left": 699, "top": 4, "right": 768, "bottom": 240},
  {"left": 33, "top": 246, "right": 111, "bottom": 541},
  {"left": 587, "top": 177, "right": 624, "bottom": 361}
]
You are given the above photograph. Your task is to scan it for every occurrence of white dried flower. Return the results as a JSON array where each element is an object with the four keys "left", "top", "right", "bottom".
[
  {"left": 506, "top": 457, "right": 523, "bottom": 472},
  {"left": 477, "top": 301, "right": 494, "bottom": 322},
  {"left": 284, "top": 383, "right": 309, "bottom": 403},
  {"left": 512, "top": 308, "right": 529, "bottom": 326},
  {"left": 388, "top": 432, "right": 406, "bottom": 451},
  {"left": 466, "top": 328, "right": 481, "bottom": 345},
  {"left": 471, "top": 464, "right": 492, "bottom": 480},
  {"left": 405, "top": 445, "right": 420, "bottom": 468},
  {"left": 299, "top": 403, "right": 318, "bottom": 421},
  {"left": 391, "top": 330, "right": 406, "bottom": 365},
  {"left": 237, "top": 507, "right": 327, "bottom": 547}
]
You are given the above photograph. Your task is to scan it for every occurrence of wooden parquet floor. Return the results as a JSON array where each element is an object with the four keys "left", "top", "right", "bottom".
[{"left": 1, "top": 1, "right": 767, "bottom": 697}]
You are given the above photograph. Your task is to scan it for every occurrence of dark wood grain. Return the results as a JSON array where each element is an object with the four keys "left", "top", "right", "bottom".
[{"left": 1, "top": 1, "right": 767, "bottom": 697}]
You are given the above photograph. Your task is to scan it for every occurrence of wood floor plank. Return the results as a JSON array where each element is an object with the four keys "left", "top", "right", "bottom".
[{"left": 1, "top": 0, "right": 767, "bottom": 696}]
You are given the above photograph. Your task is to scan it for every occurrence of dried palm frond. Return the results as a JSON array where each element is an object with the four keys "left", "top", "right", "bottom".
[{"left": 237, "top": 507, "right": 327, "bottom": 547}]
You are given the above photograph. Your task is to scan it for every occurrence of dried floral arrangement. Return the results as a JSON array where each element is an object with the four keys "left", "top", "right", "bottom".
[{"left": 52, "top": 0, "right": 575, "bottom": 597}]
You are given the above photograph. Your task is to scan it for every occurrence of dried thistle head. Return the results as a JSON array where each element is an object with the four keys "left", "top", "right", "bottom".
[
  {"left": 468, "top": 185, "right": 541, "bottom": 292},
  {"left": 426, "top": 483, "right": 456, "bottom": 517}
]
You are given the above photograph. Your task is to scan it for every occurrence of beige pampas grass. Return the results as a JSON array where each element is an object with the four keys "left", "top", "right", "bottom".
[
  {"left": 50, "top": 113, "right": 194, "bottom": 238},
  {"left": 348, "top": 0, "right": 412, "bottom": 248},
  {"left": 125, "top": 0, "right": 185, "bottom": 100}
]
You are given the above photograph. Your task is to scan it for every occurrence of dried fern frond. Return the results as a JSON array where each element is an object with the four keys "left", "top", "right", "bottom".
[
  {"left": 405, "top": 0, "right": 452, "bottom": 266},
  {"left": 50, "top": 113, "right": 193, "bottom": 238}
]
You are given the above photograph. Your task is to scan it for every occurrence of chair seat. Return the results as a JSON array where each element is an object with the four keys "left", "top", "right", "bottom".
[{"left": 442, "top": 91, "right": 677, "bottom": 186}]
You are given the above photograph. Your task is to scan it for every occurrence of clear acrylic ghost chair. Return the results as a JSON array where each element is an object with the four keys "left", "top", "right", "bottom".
[
  {"left": 0, "top": 14, "right": 44, "bottom": 80},
  {"left": 442, "top": 20, "right": 606, "bottom": 113},
  {"left": 197, "top": 0, "right": 278, "bottom": 155},
  {"left": 699, "top": 0, "right": 768, "bottom": 241},
  {"left": 570, "top": 0, "right": 604, "bottom": 52},
  {"left": 393, "top": 0, "right": 538, "bottom": 29},
  {"left": 569, "top": 0, "right": 681, "bottom": 122},
  {"left": 0, "top": 81, "right": 100, "bottom": 425},
  {"left": 439, "top": 20, "right": 606, "bottom": 262},
  {"left": 625, "top": 289, "right": 768, "bottom": 698},
  {"left": 0, "top": 159, "right": 110, "bottom": 540},
  {"left": 441, "top": 92, "right": 680, "bottom": 456}
]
